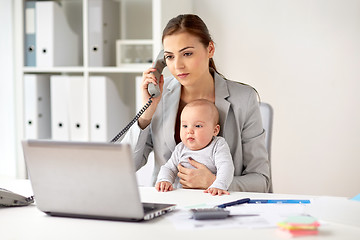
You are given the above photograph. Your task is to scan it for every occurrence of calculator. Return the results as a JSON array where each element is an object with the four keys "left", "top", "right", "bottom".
[{"left": 190, "top": 208, "right": 230, "bottom": 220}]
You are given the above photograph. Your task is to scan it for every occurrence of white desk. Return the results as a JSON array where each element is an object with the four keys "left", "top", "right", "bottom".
[{"left": 1, "top": 179, "right": 359, "bottom": 240}]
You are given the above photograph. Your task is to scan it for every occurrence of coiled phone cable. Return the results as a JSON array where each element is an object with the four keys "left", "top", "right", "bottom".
[{"left": 110, "top": 96, "right": 153, "bottom": 143}]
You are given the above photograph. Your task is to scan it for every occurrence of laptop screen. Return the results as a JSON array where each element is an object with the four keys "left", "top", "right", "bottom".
[{"left": 22, "top": 140, "right": 152, "bottom": 220}]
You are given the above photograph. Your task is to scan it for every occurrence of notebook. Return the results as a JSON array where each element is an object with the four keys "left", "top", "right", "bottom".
[{"left": 22, "top": 140, "right": 176, "bottom": 221}]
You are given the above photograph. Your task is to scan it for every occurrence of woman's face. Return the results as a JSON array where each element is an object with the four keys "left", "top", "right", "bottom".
[{"left": 163, "top": 32, "right": 214, "bottom": 87}]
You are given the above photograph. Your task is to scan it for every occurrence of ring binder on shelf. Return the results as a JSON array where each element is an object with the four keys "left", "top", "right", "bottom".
[
  {"left": 89, "top": 76, "right": 130, "bottom": 142},
  {"left": 68, "top": 77, "right": 88, "bottom": 141},
  {"left": 50, "top": 76, "right": 88, "bottom": 141},
  {"left": 88, "top": 0, "right": 119, "bottom": 66},
  {"left": 50, "top": 75, "right": 70, "bottom": 141},
  {"left": 36, "top": 1, "right": 79, "bottom": 67},
  {"left": 24, "top": 74, "right": 51, "bottom": 139},
  {"left": 24, "top": 1, "right": 36, "bottom": 66}
]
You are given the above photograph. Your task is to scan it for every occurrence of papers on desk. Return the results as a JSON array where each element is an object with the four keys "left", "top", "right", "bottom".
[
  {"left": 167, "top": 210, "right": 271, "bottom": 229},
  {"left": 167, "top": 202, "right": 310, "bottom": 230},
  {"left": 167, "top": 196, "right": 360, "bottom": 230},
  {"left": 228, "top": 203, "right": 308, "bottom": 218}
]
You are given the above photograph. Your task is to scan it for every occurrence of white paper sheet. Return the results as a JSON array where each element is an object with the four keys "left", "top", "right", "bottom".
[{"left": 167, "top": 203, "right": 311, "bottom": 230}]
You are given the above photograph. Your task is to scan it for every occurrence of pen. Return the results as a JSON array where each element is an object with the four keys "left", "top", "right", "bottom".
[
  {"left": 248, "top": 199, "right": 311, "bottom": 204},
  {"left": 215, "top": 198, "right": 250, "bottom": 208}
]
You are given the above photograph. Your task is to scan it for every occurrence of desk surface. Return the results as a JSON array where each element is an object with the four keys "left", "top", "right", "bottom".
[{"left": 1, "top": 179, "right": 359, "bottom": 240}]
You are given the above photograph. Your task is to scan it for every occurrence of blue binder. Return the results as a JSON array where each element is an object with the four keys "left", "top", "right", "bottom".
[{"left": 24, "top": 1, "right": 36, "bottom": 66}]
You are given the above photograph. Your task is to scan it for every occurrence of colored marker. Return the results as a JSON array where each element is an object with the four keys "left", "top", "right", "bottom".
[
  {"left": 215, "top": 198, "right": 251, "bottom": 208},
  {"left": 248, "top": 199, "right": 310, "bottom": 204}
]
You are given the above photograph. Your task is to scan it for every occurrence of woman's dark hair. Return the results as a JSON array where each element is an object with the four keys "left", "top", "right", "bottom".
[
  {"left": 162, "top": 14, "right": 217, "bottom": 72},
  {"left": 162, "top": 14, "right": 261, "bottom": 101}
]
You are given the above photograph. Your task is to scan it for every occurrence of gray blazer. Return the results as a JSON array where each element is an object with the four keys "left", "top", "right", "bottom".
[{"left": 122, "top": 70, "right": 271, "bottom": 192}]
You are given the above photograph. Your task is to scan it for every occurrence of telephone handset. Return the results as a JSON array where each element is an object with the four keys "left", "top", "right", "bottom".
[
  {"left": 0, "top": 188, "right": 34, "bottom": 207},
  {"left": 148, "top": 50, "right": 166, "bottom": 97},
  {"left": 110, "top": 50, "right": 166, "bottom": 143}
]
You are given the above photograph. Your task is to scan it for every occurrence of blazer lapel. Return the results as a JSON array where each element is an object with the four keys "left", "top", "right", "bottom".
[
  {"left": 162, "top": 78, "right": 181, "bottom": 152},
  {"left": 214, "top": 72, "right": 230, "bottom": 137}
]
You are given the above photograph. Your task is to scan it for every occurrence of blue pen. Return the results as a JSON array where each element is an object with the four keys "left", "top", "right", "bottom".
[
  {"left": 248, "top": 199, "right": 311, "bottom": 204},
  {"left": 215, "top": 198, "right": 250, "bottom": 208}
]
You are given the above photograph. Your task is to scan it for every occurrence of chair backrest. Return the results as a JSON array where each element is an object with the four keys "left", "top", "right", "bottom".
[{"left": 259, "top": 102, "right": 274, "bottom": 193}]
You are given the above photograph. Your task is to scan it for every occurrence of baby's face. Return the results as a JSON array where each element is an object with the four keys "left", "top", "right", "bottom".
[{"left": 180, "top": 105, "right": 219, "bottom": 151}]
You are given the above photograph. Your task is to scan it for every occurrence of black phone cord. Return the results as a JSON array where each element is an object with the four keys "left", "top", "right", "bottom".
[{"left": 110, "top": 96, "right": 153, "bottom": 143}]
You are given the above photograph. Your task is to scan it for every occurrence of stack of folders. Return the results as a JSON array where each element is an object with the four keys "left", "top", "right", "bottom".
[
  {"left": 51, "top": 75, "right": 130, "bottom": 142},
  {"left": 24, "top": 1, "right": 79, "bottom": 67},
  {"left": 24, "top": 74, "right": 130, "bottom": 142},
  {"left": 50, "top": 76, "right": 87, "bottom": 141},
  {"left": 277, "top": 215, "right": 320, "bottom": 237}
]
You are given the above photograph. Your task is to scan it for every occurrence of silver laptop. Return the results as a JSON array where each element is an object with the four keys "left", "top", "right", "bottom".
[{"left": 22, "top": 140, "right": 176, "bottom": 221}]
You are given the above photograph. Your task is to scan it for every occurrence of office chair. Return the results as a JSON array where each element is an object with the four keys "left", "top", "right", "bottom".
[{"left": 259, "top": 102, "right": 274, "bottom": 193}]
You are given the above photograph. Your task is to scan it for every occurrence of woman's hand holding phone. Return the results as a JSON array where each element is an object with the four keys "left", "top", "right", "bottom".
[{"left": 138, "top": 67, "right": 164, "bottom": 129}]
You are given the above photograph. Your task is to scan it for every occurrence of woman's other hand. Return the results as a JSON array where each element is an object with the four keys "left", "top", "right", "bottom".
[{"left": 177, "top": 158, "right": 216, "bottom": 189}]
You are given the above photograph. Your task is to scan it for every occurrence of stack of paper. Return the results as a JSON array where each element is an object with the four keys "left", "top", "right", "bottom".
[{"left": 277, "top": 215, "right": 320, "bottom": 237}]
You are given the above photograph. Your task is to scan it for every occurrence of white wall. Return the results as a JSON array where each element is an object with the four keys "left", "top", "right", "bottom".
[
  {"left": 194, "top": 0, "right": 360, "bottom": 197},
  {"left": 0, "top": 0, "right": 17, "bottom": 178}
]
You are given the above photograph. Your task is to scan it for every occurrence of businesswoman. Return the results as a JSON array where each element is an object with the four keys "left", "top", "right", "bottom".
[{"left": 123, "top": 14, "right": 270, "bottom": 192}]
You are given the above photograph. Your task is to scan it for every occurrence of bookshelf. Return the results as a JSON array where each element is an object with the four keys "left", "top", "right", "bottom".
[{"left": 14, "top": 0, "right": 193, "bottom": 178}]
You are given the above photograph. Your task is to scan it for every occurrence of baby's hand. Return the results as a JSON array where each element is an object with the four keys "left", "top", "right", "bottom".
[
  {"left": 204, "top": 187, "right": 230, "bottom": 196},
  {"left": 155, "top": 181, "right": 173, "bottom": 192}
]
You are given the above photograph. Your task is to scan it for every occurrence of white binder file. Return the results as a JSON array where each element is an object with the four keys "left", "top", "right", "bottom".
[
  {"left": 89, "top": 76, "right": 129, "bottom": 142},
  {"left": 36, "top": 1, "right": 79, "bottom": 67},
  {"left": 50, "top": 76, "right": 70, "bottom": 141},
  {"left": 24, "top": 1, "right": 36, "bottom": 66},
  {"left": 68, "top": 77, "right": 88, "bottom": 141},
  {"left": 88, "top": 0, "right": 119, "bottom": 66},
  {"left": 24, "top": 74, "right": 51, "bottom": 139}
]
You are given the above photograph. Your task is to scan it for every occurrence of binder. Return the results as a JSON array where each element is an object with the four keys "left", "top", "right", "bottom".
[
  {"left": 24, "top": 74, "right": 51, "bottom": 139},
  {"left": 50, "top": 76, "right": 88, "bottom": 141},
  {"left": 89, "top": 76, "right": 130, "bottom": 142},
  {"left": 50, "top": 76, "right": 70, "bottom": 141},
  {"left": 88, "top": 0, "right": 119, "bottom": 66},
  {"left": 24, "top": 1, "right": 36, "bottom": 66},
  {"left": 68, "top": 76, "right": 88, "bottom": 141},
  {"left": 36, "top": 1, "right": 79, "bottom": 67}
]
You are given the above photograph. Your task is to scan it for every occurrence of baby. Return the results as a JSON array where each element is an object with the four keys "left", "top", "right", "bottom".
[{"left": 155, "top": 99, "right": 234, "bottom": 195}]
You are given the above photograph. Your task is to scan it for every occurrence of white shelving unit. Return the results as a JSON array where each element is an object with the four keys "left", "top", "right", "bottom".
[{"left": 14, "top": 0, "right": 193, "bottom": 178}]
